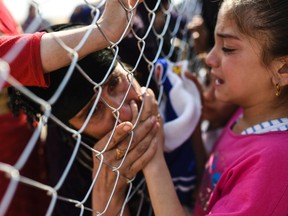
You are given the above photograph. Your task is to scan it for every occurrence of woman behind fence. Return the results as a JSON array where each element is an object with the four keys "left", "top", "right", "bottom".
[{"left": 9, "top": 45, "right": 162, "bottom": 215}]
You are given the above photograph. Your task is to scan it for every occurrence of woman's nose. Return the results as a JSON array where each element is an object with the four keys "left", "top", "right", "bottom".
[
  {"left": 116, "top": 89, "right": 140, "bottom": 122},
  {"left": 105, "top": 83, "right": 140, "bottom": 110},
  {"left": 101, "top": 74, "right": 142, "bottom": 121}
]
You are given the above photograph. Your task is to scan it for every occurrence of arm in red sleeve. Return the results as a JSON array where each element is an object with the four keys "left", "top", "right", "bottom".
[{"left": 0, "top": 32, "right": 48, "bottom": 88}]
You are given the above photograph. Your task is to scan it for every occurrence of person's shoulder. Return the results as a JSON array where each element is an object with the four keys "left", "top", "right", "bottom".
[
  {"left": 255, "top": 132, "right": 288, "bottom": 162},
  {"left": 231, "top": 130, "right": 288, "bottom": 166},
  {"left": 256, "top": 131, "right": 288, "bottom": 146}
]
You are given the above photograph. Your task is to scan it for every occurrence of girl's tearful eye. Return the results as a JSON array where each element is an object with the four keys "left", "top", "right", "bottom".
[{"left": 222, "top": 47, "right": 236, "bottom": 54}]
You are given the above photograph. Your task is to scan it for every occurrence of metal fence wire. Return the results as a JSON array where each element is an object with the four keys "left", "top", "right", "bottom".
[{"left": 0, "top": 0, "right": 202, "bottom": 215}]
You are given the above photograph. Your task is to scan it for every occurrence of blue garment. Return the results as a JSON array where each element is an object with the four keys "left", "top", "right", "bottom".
[
  {"left": 157, "top": 58, "right": 199, "bottom": 207},
  {"left": 164, "top": 140, "right": 197, "bottom": 206}
]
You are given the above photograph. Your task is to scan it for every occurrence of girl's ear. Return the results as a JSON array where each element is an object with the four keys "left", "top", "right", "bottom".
[
  {"left": 279, "top": 63, "right": 288, "bottom": 74},
  {"left": 278, "top": 63, "right": 288, "bottom": 86}
]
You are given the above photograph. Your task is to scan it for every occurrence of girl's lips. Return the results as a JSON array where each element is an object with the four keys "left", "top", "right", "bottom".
[{"left": 210, "top": 71, "right": 224, "bottom": 86}]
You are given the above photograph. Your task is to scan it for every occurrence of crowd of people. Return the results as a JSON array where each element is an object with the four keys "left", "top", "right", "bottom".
[{"left": 1, "top": 0, "right": 288, "bottom": 215}]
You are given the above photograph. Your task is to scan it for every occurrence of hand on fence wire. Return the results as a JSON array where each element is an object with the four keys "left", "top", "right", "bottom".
[
  {"left": 39, "top": 0, "right": 144, "bottom": 74},
  {"left": 97, "top": 0, "right": 143, "bottom": 44}
]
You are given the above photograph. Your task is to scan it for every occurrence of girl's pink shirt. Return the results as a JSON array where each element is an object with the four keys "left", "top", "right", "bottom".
[{"left": 194, "top": 108, "right": 288, "bottom": 216}]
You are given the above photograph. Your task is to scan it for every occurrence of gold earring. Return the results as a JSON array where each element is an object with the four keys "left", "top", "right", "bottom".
[{"left": 275, "top": 83, "right": 281, "bottom": 96}]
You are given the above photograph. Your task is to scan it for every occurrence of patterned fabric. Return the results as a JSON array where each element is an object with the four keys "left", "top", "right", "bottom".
[
  {"left": 241, "top": 117, "right": 288, "bottom": 135},
  {"left": 155, "top": 58, "right": 202, "bottom": 207}
]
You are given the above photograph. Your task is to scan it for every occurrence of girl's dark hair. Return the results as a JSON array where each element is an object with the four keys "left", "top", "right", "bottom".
[
  {"left": 221, "top": 0, "right": 288, "bottom": 66},
  {"left": 9, "top": 23, "right": 117, "bottom": 126}
]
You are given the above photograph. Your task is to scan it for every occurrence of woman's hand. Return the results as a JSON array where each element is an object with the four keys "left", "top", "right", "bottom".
[
  {"left": 97, "top": 0, "right": 143, "bottom": 43},
  {"left": 91, "top": 87, "right": 161, "bottom": 215}
]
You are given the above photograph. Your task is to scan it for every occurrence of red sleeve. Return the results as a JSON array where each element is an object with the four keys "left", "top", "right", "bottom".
[
  {"left": 0, "top": 0, "right": 21, "bottom": 35},
  {"left": 0, "top": 32, "right": 48, "bottom": 88}
]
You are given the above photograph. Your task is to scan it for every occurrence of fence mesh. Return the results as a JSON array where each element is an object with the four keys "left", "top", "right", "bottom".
[{"left": 0, "top": 0, "right": 202, "bottom": 215}]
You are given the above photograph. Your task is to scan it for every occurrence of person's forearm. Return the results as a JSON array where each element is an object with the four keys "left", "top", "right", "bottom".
[
  {"left": 40, "top": 25, "right": 106, "bottom": 72},
  {"left": 143, "top": 154, "right": 186, "bottom": 216},
  {"left": 92, "top": 161, "right": 130, "bottom": 216},
  {"left": 92, "top": 187, "right": 129, "bottom": 216}
]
